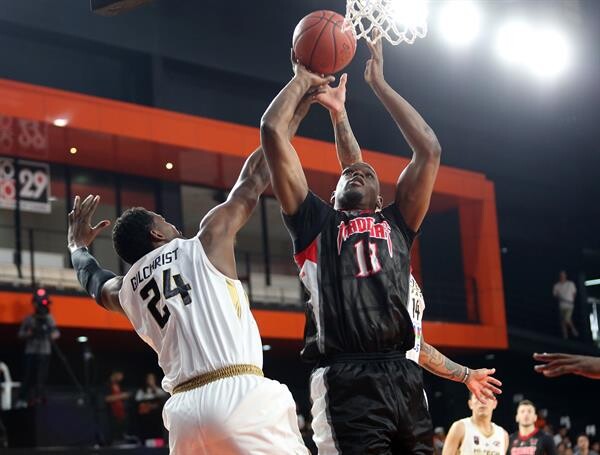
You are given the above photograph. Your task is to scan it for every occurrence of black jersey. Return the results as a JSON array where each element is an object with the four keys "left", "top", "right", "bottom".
[
  {"left": 508, "top": 429, "right": 557, "bottom": 455},
  {"left": 283, "top": 191, "right": 416, "bottom": 362}
]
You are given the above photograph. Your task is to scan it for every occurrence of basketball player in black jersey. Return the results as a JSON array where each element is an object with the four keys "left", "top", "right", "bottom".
[
  {"left": 508, "top": 400, "right": 556, "bottom": 455},
  {"left": 261, "top": 35, "right": 501, "bottom": 454}
]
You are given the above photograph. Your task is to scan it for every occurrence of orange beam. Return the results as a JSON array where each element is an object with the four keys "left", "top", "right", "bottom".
[{"left": 0, "top": 291, "right": 506, "bottom": 349}]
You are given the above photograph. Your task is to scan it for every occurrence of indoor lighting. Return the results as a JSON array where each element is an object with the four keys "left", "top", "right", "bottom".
[
  {"left": 495, "top": 19, "right": 533, "bottom": 66},
  {"left": 77, "top": 336, "right": 88, "bottom": 343},
  {"left": 525, "top": 27, "right": 571, "bottom": 80},
  {"left": 165, "top": 162, "right": 174, "bottom": 170},
  {"left": 496, "top": 19, "right": 571, "bottom": 80},
  {"left": 585, "top": 278, "right": 600, "bottom": 287},
  {"left": 69, "top": 147, "right": 77, "bottom": 154},
  {"left": 53, "top": 118, "right": 68, "bottom": 127},
  {"left": 394, "top": 0, "right": 428, "bottom": 31},
  {"left": 438, "top": 0, "right": 482, "bottom": 47},
  {"left": 262, "top": 344, "right": 272, "bottom": 351}
]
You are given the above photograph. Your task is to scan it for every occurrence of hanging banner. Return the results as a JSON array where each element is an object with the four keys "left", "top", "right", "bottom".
[{"left": 0, "top": 157, "right": 51, "bottom": 214}]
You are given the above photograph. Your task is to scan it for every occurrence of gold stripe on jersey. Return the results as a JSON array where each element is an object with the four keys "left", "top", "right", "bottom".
[{"left": 226, "top": 279, "right": 242, "bottom": 319}]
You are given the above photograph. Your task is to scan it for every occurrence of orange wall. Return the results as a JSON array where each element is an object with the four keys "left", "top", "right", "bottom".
[{"left": 0, "top": 79, "right": 507, "bottom": 350}]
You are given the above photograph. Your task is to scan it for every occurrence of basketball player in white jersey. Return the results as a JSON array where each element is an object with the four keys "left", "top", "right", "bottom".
[
  {"left": 442, "top": 393, "right": 508, "bottom": 455},
  {"left": 316, "top": 73, "right": 502, "bottom": 405},
  {"left": 67, "top": 100, "right": 315, "bottom": 454}
]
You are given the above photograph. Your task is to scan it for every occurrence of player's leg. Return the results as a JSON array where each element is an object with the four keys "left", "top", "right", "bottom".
[
  {"left": 392, "top": 360, "right": 434, "bottom": 455},
  {"left": 226, "top": 377, "right": 308, "bottom": 454},
  {"left": 564, "top": 305, "right": 579, "bottom": 337},
  {"left": 310, "top": 363, "right": 396, "bottom": 454}
]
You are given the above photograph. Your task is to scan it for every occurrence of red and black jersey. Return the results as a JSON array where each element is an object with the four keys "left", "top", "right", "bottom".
[
  {"left": 508, "top": 429, "right": 557, "bottom": 455},
  {"left": 283, "top": 191, "right": 416, "bottom": 363}
]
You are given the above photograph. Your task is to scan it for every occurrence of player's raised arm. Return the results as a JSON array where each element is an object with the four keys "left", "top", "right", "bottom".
[
  {"left": 533, "top": 352, "right": 600, "bottom": 379},
  {"left": 260, "top": 54, "right": 334, "bottom": 215},
  {"left": 314, "top": 73, "right": 363, "bottom": 169},
  {"left": 199, "top": 96, "right": 315, "bottom": 278},
  {"left": 419, "top": 340, "right": 502, "bottom": 404},
  {"left": 68, "top": 195, "right": 124, "bottom": 314},
  {"left": 365, "top": 32, "right": 441, "bottom": 232}
]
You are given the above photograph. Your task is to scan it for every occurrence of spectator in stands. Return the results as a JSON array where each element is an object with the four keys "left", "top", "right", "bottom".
[
  {"left": 15, "top": 294, "right": 60, "bottom": 408},
  {"left": 553, "top": 270, "right": 579, "bottom": 339},
  {"left": 592, "top": 442, "right": 600, "bottom": 454},
  {"left": 555, "top": 426, "right": 572, "bottom": 447},
  {"left": 105, "top": 370, "right": 130, "bottom": 444},
  {"left": 433, "top": 427, "right": 446, "bottom": 455},
  {"left": 575, "top": 434, "right": 599, "bottom": 455},
  {"left": 135, "top": 373, "right": 167, "bottom": 442}
]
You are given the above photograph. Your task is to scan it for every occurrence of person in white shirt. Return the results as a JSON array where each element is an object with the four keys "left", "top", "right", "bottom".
[
  {"left": 442, "top": 393, "right": 508, "bottom": 455},
  {"left": 552, "top": 270, "right": 578, "bottom": 339}
]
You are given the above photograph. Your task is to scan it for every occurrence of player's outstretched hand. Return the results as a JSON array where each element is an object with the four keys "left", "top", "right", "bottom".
[
  {"left": 313, "top": 73, "right": 347, "bottom": 115},
  {"left": 533, "top": 352, "right": 600, "bottom": 379},
  {"left": 466, "top": 368, "right": 502, "bottom": 404},
  {"left": 365, "top": 29, "right": 384, "bottom": 87},
  {"left": 67, "top": 195, "right": 111, "bottom": 253},
  {"left": 291, "top": 49, "right": 335, "bottom": 90}
]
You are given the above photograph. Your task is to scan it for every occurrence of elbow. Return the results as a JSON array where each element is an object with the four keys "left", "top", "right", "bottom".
[
  {"left": 260, "top": 116, "right": 285, "bottom": 141},
  {"left": 425, "top": 138, "right": 442, "bottom": 160}
]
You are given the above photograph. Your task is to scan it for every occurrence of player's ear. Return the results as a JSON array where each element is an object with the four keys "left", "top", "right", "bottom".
[
  {"left": 150, "top": 228, "right": 165, "bottom": 242},
  {"left": 330, "top": 191, "right": 336, "bottom": 206},
  {"left": 376, "top": 195, "right": 383, "bottom": 211}
]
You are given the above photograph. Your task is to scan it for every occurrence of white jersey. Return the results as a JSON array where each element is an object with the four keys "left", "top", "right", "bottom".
[
  {"left": 459, "top": 417, "right": 506, "bottom": 455},
  {"left": 406, "top": 274, "right": 425, "bottom": 363},
  {"left": 119, "top": 236, "right": 263, "bottom": 394}
]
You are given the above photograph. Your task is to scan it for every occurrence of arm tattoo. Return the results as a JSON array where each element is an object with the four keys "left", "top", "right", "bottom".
[
  {"left": 333, "top": 110, "right": 362, "bottom": 167},
  {"left": 419, "top": 342, "right": 465, "bottom": 382}
]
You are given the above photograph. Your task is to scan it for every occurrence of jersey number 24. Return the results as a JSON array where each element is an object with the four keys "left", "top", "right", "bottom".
[{"left": 140, "top": 268, "right": 192, "bottom": 329}]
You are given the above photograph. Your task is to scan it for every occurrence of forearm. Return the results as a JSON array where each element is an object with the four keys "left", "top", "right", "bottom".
[
  {"left": 71, "top": 247, "right": 118, "bottom": 307},
  {"left": 331, "top": 109, "right": 362, "bottom": 168},
  {"left": 288, "top": 96, "right": 311, "bottom": 139},
  {"left": 370, "top": 80, "right": 440, "bottom": 157},
  {"left": 261, "top": 76, "right": 311, "bottom": 137},
  {"left": 419, "top": 341, "right": 467, "bottom": 382}
]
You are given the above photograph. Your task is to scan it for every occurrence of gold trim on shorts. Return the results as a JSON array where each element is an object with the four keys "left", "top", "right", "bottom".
[{"left": 172, "top": 364, "right": 263, "bottom": 394}]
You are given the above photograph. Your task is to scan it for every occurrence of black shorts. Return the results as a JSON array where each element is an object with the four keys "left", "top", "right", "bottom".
[{"left": 309, "top": 352, "right": 433, "bottom": 455}]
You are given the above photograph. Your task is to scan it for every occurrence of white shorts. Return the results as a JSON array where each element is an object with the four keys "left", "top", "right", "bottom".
[{"left": 162, "top": 374, "right": 308, "bottom": 454}]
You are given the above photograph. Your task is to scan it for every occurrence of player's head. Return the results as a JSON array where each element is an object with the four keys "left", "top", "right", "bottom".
[
  {"left": 577, "top": 434, "right": 590, "bottom": 451},
  {"left": 332, "top": 162, "right": 382, "bottom": 211},
  {"left": 515, "top": 400, "right": 537, "bottom": 427},
  {"left": 468, "top": 391, "right": 497, "bottom": 419},
  {"left": 559, "top": 270, "right": 567, "bottom": 281},
  {"left": 112, "top": 207, "right": 183, "bottom": 265}
]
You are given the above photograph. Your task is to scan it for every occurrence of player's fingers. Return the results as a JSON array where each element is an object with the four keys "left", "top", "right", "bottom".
[
  {"left": 88, "top": 195, "right": 101, "bottom": 217},
  {"left": 475, "top": 392, "right": 488, "bottom": 405},
  {"left": 542, "top": 367, "right": 567, "bottom": 378},
  {"left": 339, "top": 73, "right": 348, "bottom": 89},
  {"left": 485, "top": 383, "right": 502, "bottom": 395},
  {"left": 80, "top": 195, "right": 97, "bottom": 219},
  {"left": 92, "top": 219, "right": 111, "bottom": 231},
  {"left": 73, "top": 195, "right": 81, "bottom": 214},
  {"left": 533, "top": 352, "right": 567, "bottom": 361},
  {"left": 487, "top": 376, "right": 502, "bottom": 387}
]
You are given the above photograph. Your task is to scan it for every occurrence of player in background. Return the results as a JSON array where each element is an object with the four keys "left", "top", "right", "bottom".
[
  {"left": 66, "top": 98, "right": 316, "bottom": 454},
  {"left": 316, "top": 70, "right": 502, "bottom": 402},
  {"left": 442, "top": 393, "right": 508, "bottom": 455},
  {"left": 508, "top": 400, "right": 557, "bottom": 455}
]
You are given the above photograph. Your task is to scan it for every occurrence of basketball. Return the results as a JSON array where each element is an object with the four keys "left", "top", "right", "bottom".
[{"left": 292, "top": 10, "right": 357, "bottom": 75}]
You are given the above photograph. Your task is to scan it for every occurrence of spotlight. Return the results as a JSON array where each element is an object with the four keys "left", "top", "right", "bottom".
[
  {"left": 53, "top": 118, "right": 68, "bottom": 127},
  {"left": 526, "top": 27, "right": 571, "bottom": 80},
  {"left": 438, "top": 0, "right": 482, "bottom": 47},
  {"left": 394, "top": 0, "right": 428, "bottom": 31},
  {"left": 69, "top": 147, "right": 78, "bottom": 155},
  {"left": 77, "top": 336, "right": 89, "bottom": 343},
  {"left": 262, "top": 344, "right": 272, "bottom": 351},
  {"left": 495, "top": 19, "right": 533, "bottom": 66},
  {"left": 165, "top": 162, "right": 174, "bottom": 170}
]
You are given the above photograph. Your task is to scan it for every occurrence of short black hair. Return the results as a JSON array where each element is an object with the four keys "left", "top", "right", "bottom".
[
  {"left": 112, "top": 207, "right": 155, "bottom": 265},
  {"left": 517, "top": 399, "right": 536, "bottom": 412}
]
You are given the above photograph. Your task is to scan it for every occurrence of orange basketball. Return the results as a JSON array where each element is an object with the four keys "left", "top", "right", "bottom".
[{"left": 292, "top": 10, "right": 357, "bottom": 75}]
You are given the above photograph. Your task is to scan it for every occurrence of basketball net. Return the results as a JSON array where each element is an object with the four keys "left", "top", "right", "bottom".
[{"left": 344, "top": 0, "right": 428, "bottom": 45}]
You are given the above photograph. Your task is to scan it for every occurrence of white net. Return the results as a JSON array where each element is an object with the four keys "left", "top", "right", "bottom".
[{"left": 344, "top": 0, "right": 428, "bottom": 45}]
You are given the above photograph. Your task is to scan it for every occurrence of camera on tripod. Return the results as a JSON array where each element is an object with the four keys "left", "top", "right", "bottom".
[{"left": 31, "top": 288, "right": 52, "bottom": 338}]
